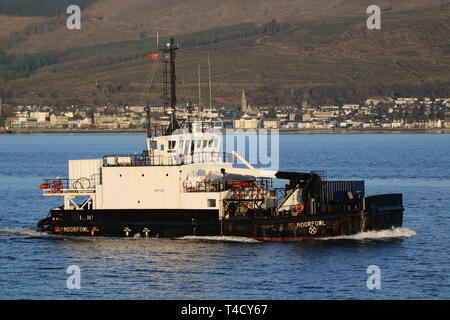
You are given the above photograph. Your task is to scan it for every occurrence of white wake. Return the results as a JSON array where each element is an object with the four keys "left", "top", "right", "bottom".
[
  {"left": 0, "top": 227, "right": 416, "bottom": 242},
  {"left": 176, "top": 235, "right": 260, "bottom": 243},
  {"left": 0, "top": 226, "right": 55, "bottom": 238},
  {"left": 317, "top": 227, "right": 417, "bottom": 241}
]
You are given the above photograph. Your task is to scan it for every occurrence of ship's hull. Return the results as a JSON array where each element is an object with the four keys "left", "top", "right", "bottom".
[{"left": 38, "top": 207, "right": 403, "bottom": 241}]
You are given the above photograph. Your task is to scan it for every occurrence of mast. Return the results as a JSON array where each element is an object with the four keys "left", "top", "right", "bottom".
[
  {"left": 160, "top": 38, "right": 179, "bottom": 134},
  {"left": 156, "top": 32, "right": 159, "bottom": 49},
  {"left": 145, "top": 33, "right": 160, "bottom": 138},
  {"left": 198, "top": 64, "right": 202, "bottom": 112},
  {"left": 146, "top": 107, "right": 151, "bottom": 138},
  {"left": 207, "top": 52, "right": 213, "bottom": 113}
]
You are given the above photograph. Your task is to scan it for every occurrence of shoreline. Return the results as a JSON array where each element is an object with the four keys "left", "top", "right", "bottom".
[
  {"left": 1, "top": 128, "right": 450, "bottom": 135},
  {"left": 278, "top": 128, "right": 450, "bottom": 134}
]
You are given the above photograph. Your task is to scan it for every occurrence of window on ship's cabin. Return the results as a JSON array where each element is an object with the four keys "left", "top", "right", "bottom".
[
  {"left": 208, "top": 139, "right": 214, "bottom": 147},
  {"left": 202, "top": 140, "right": 208, "bottom": 148},
  {"left": 196, "top": 140, "right": 201, "bottom": 149},
  {"left": 207, "top": 199, "right": 217, "bottom": 208},
  {"left": 184, "top": 140, "right": 191, "bottom": 154},
  {"left": 151, "top": 141, "right": 157, "bottom": 150},
  {"left": 160, "top": 144, "right": 164, "bottom": 151}
]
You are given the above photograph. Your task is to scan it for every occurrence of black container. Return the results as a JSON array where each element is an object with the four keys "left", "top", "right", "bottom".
[{"left": 321, "top": 181, "right": 365, "bottom": 203}]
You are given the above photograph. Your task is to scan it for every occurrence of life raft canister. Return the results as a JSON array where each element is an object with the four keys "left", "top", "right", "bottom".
[
  {"left": 51, "top": 179, "right": 63, "bottom": 193},
  {"left": 295, "top": 203, "right": 305, "bottom": 213}
]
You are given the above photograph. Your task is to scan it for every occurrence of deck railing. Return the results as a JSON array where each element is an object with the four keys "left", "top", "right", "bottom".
[
  {"left": 103, "top": 152, "right": 231, "bottom": 167},
  {"left": 41, "top": 176, "right": 100, "bottom": 195}
]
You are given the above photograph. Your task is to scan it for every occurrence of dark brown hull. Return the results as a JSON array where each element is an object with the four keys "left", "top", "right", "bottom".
[
  {"left": 37, "top": 207, "right": 403, "bottom": 241},
  {"left": 226, "top": 210, "right": 403, "bottom": 241}
]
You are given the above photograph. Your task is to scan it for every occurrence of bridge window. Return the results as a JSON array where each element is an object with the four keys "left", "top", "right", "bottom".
[
  {"left": 168, "top": 141, "right": 177, "bottom": 149},
  {"left": 207, "top": 199, "right": 216, "bottom": 208},
  {"left": 184, "top": 140, "right": 191, "bottom": 154},
  {"left": 202, "top": 140, "right": 207, "bottom": 148}
]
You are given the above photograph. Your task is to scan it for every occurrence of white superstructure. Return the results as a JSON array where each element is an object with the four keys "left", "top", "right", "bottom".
[{"left": 42, "top": 122, "right": 279, "bottom": 220}]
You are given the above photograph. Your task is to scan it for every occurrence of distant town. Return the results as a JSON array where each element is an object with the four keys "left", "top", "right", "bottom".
[{"left": 1, "top": 92, "right": 450, "bottom": 133}]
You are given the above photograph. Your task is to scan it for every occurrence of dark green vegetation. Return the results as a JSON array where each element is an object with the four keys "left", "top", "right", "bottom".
[
  {"left": 0, "top": 103, "right": 11, "bottom": 126},
  {"left": 0, "top": 1, "right": 449, "bottom": 106},
  {"left": 0, "top": 51, "right": 58, "bottom": 79},
  {"left": 0, "top": 0, "right": 98, "bottom": 17}
]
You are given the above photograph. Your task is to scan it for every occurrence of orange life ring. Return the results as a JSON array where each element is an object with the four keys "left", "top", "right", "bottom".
[
  {"left": 295, "top": 203, "right": 304, "bottom": 213},
  {"left": 39, "top": 184, "right": 50, "bottom": 190}
]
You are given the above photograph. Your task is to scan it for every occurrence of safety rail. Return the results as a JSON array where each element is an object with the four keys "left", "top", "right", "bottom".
[
  {"left": 222, "top": 182, "right": 272, "bottom": 218},
  {"left": 149, "top": 125, "right": 171, "bottom": 138},
  {"left": 183, "top": 181, "right": 227, "bottom": 193},
  {"left": 183, "top": 177, "right": 272, "bottom": 195},
  {"left": 149, "top": 122, "right": 214, "bottom": 138},
  {"left": 103, "top": 152, "right": 232, "bottom": 167},
  {"left": 225, "top": 184, "right": 267, "bottom": 201},
  {"left": 40, "top": 176, "right": 99, "bottom": 195}
]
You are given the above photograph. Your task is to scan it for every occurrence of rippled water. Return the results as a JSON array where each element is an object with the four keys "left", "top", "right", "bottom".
[{"left": 0, "top": 133, "right": 449, "bottom": 299}]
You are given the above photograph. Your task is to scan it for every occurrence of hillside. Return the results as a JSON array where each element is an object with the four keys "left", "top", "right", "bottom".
[
  {"left": 0, "top": 0, "right": 449, "bottom": 106},
  {"left": 1, "top": 0, "right": 446, "bottom": 55}
]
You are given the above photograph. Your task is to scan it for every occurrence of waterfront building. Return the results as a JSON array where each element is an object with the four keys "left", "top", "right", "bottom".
[
  {"left": 263, "top": 118, "right": 281, "bottom": 129},
  {"left": 233, "top": 114, "right": 259, "bottom": 129}
]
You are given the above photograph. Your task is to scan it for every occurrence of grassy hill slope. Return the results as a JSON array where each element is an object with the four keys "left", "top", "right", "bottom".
[
  {"left": 0, "top": 0, "right": 448, "bottom": 105},
  {"left": 1, "top": 0, "right": 446, "bottom": 54}
]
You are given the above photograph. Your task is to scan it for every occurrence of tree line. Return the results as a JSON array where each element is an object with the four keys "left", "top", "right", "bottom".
[
  {"left": 0, "top": 51, "right": 58, "bottom": 80},
  {"left": 0, "top": 103, "right": 12, "bottom": 126},
  {"left": 248, "top": 81, "right": 450, "bottom": 106},
  {"left": 0, "top": 17, "right": 65, "bottom": 51},
  {"left": 0, "top": 18, "right": 286, "bottom": 81},
  {"left": 181, "top": 19, "right": 285, "bottom": 48}
]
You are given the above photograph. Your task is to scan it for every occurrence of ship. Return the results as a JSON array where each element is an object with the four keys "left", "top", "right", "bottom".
[{"left": 37, "top": 38, "right": 404, "bottom": 241}]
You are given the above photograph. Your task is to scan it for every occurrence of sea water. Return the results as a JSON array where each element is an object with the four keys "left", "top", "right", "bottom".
[{"left": 0, "top": 133, "right": 449, "bottom": 299}]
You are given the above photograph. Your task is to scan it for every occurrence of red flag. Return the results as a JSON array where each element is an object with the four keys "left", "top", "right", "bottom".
[{"left": 147, "top": 53, "right": 158, "bottom": 60}]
